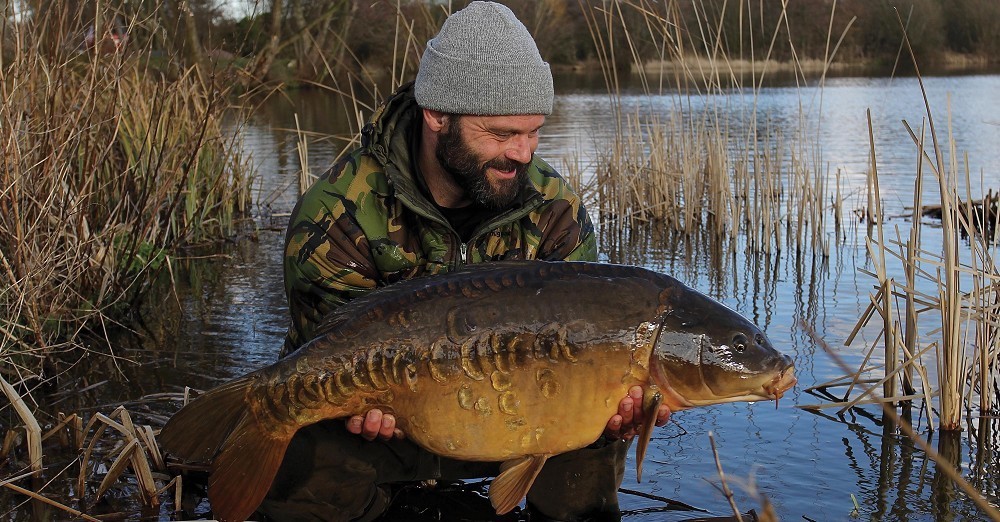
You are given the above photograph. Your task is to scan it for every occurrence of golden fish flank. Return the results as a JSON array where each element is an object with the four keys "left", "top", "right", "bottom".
[{"left": 158, "top": 261, "right": 797, "bottom": 522}]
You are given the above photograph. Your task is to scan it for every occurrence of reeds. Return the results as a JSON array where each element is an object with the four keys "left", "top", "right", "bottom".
[
  {"left": 802, "top": 21, "right": 1000, "bottom": 430},
  {"left": 1, "top": 388, "right": 186, "bottom": 517},
  {"left": 1, "top": 5, "right": 254, "bottom": 377},
  {"left": 583, "top": 1, "right": 844, "bottom": 261}
]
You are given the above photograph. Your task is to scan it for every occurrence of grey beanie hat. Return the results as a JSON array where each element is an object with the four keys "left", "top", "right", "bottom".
[{"left": 414, "top": 1, "right": 554, "bottom": 116}]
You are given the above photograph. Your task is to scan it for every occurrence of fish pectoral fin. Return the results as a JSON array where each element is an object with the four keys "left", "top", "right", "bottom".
[
  {"left": 635, "top": 384, "right": 663, "bottom": 483},
  {"left": 490, "top": 455, "right": 549, "bottom": 515}
]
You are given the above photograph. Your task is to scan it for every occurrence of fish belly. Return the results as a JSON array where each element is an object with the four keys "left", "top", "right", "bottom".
[{"left": 391, "top": 358, "right": 629, "bottom": 461}]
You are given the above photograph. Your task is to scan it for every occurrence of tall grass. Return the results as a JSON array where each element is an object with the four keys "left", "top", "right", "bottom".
[
  {"left": 581, "top": 0, "right": 843, "bottom": 261},
  {"left": 797, "top": 20, "right": 1000, "bottom": 430},
  {"left": 1, "top": 7, "right": 254, "bottom": 380}
]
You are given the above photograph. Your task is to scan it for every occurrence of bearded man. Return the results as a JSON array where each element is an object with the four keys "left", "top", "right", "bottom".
[{"left": 266, "top": 3, "right": 669, "bottom": 521}]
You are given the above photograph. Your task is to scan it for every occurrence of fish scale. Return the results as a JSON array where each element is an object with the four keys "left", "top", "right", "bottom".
[{"left": 159, "top": 260, "right": 797, "bottom": 521}]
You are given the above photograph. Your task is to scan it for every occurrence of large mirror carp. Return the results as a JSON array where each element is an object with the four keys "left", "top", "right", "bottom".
[{"left": 159, "top": 261, "right": 796, "bottom": 520}]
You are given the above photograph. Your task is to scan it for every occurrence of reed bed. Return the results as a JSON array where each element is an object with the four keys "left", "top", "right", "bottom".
[
  {"left": 1, "top": 8, "right": 252, "bottom": 508},
  {"left": 589, "top": 0, "right": 999, "bottom": 436},
  {"left": 801, "top": 31, "right": 1000, "bottom": 430},
  {"left": 0, "top": 7, "right": 254, "bottom": 380},
  {"left": 1, "top": 380, "right": 191, "bottom": 518},
  {"left": 583, "top": 1, "right": 843, "bottom": 262}
]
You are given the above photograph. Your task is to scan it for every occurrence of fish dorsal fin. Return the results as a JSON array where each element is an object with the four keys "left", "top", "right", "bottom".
[
  {"left": 490, "top": 455, "right": 549, "bottom": 515},
  {"left": 208, "top": 416, "right": 293, "bottom": 521},
  {"left": 635, "top": 384, "right": 663, "bottom": 483}
]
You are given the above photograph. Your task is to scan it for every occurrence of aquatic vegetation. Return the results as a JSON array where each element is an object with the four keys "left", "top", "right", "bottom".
[
  {"left": 0, "top": 6, "right": 254, "bottom": 377},
  {"left": 0, "top": 377, "right": 190, "bottom": 518},
  {"left": 575, "top": 0, "right": 846, "bottom": 263},
  {"left": 800, "top": 21, "right": 1000, "bottom": 433}
]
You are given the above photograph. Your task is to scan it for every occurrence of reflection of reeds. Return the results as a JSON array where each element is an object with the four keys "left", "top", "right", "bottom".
[
  {"left": 1, "top": 6, "right": 253, "bottom": 376},
  {"left": 803, "top": 325, "right": 1000, "bottom": 521}
]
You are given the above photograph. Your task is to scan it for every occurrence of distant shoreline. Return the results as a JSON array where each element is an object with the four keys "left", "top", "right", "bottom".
[{"left": 552, "top": 52, "right": 998, "bottom": 77}]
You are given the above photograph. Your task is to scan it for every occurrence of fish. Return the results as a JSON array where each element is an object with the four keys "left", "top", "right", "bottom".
[{"left": 158, "top": 260, "right": 796, "bottom": 521}]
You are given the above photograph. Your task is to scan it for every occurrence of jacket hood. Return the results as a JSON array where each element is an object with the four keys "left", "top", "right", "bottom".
[{"left": 361, "top": 82, "right": 419, "bottom": 168}]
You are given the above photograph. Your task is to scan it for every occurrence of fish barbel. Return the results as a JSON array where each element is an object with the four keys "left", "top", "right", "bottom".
[{"left": 159, "top": 261, "right": 796, "bottom": 521}]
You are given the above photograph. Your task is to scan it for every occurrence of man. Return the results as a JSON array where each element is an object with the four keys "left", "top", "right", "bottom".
[{"left": 262, "top": 3, "right": 669, "bottom": 520}]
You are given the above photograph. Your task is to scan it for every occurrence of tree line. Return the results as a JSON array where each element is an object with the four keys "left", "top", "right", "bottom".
[{"left": 4, "top": 0, "right": 998, "bottom": 87}]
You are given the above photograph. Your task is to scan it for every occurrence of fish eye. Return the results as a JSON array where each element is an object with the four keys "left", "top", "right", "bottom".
[{"left": 731, "top": 334, "right": 748, "bottom": 354}]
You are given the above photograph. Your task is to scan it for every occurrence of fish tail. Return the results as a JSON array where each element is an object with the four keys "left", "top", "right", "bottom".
[
  {"left": 208, "top": 415, "right": 291, "bottom": 521},
  {"left": 159, "top": 377, "right": 253, "bottom": 462},
  {"left": 159, "top": 375, "right": 291, "bottom": 521}
]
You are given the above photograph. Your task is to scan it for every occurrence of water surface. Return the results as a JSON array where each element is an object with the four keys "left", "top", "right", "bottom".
[{"left": 8, "top": 72, "right": 1000, "bottom": 521}]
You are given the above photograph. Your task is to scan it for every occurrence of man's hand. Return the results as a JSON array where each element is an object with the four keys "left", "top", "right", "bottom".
[
  {"left": 604, "top": 385, "right": 671, "bottom": 441},
  {"left": 346, "top": 409, "right": 405, "bottom": 441}
]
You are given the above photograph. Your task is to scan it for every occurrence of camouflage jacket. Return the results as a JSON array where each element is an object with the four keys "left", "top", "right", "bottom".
[{"left": 282, "top": 84, "right": 597, "bottom": 354}]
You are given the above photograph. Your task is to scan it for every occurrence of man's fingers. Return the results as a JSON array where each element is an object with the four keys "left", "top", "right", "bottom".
[
  {"left": 655, "top": 404, "right": 672, "bottom": 427},
  {"left": 618, "top": 395, "right": 635, "bottom": 426},
  {"left": 346, "top": 415, "right": 365, "bottom": 435},
  {"left": 606, "top": 386, "right": 672, "bottom": 442},
  {"left": 604, "top": 414, "right": 623, "bottom": 439},
  {"left": 346, "top": 410, "right": 404, "bottom": 441},
  {"left": 378, "top": 414, "right": 397, "bottom": 440},
  {"left": 361, "top": 409, "right": 384, "bottom": 441}
]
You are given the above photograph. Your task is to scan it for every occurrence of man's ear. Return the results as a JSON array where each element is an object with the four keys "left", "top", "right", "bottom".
[{"left": 422, "top": 108, "right": 449, "bottom": 132}]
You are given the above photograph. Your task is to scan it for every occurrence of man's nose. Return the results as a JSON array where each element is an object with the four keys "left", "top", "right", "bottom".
[{"left": 505, "top": 135, "right": 534, "bottom": 164}]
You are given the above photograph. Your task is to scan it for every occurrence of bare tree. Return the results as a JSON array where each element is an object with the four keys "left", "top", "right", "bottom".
[
  {"left": 287, "top": 0, "right": 356, "bottom": 83},
  {"left": 247, "top": 0, "right": 282, "bottom": 82}
]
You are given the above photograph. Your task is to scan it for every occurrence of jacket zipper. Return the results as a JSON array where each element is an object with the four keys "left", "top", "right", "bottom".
[
  {"left": 390, "top": 176, "right": 544, "bottom": 270},
  {"left": 454, "top": 193, "right": 544, "bottom": 270}
]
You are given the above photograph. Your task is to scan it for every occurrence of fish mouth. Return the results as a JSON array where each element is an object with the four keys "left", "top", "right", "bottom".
[
  {"left": 763, "top": 365, "right": 797, "bottom": 400},
  {"left": 678, "top": 365, "right": 797, "bottom": 407}
]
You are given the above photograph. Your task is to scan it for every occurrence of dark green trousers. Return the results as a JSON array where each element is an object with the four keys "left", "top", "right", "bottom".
[{"left": 256, "top": 420, "right": 628, "bottom": 522}]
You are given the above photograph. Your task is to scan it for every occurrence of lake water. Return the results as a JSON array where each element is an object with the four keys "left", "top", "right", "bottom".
[{"left": 9, "top": 72, "right": 1000, "bottom": 521}]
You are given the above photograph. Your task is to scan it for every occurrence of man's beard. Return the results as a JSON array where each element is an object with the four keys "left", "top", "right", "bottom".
[{"left": 435, "top": 119, "right": 530, "bottom": 210}]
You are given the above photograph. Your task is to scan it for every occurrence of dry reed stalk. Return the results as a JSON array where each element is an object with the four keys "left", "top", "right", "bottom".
[
  {"left": 40, "top": 413, "right": 83, "bottom": 450},
  {"left": 1, "top": 481, "right": 102, "bottom": 522},
  {"left": 863, "top": 108, "right": 900, "bottom": 400},
  {"left": 0, "top": 375, "right": 42, "bottom": 473},
  {"left": 708, "top": 432, "right": 744, "bottom": 522},
  {"left": 295, "top": 113, "right": 313, "bottom": 195},
  {"left": 1, "top": 429, "right": 22, "bottom": 460}
]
